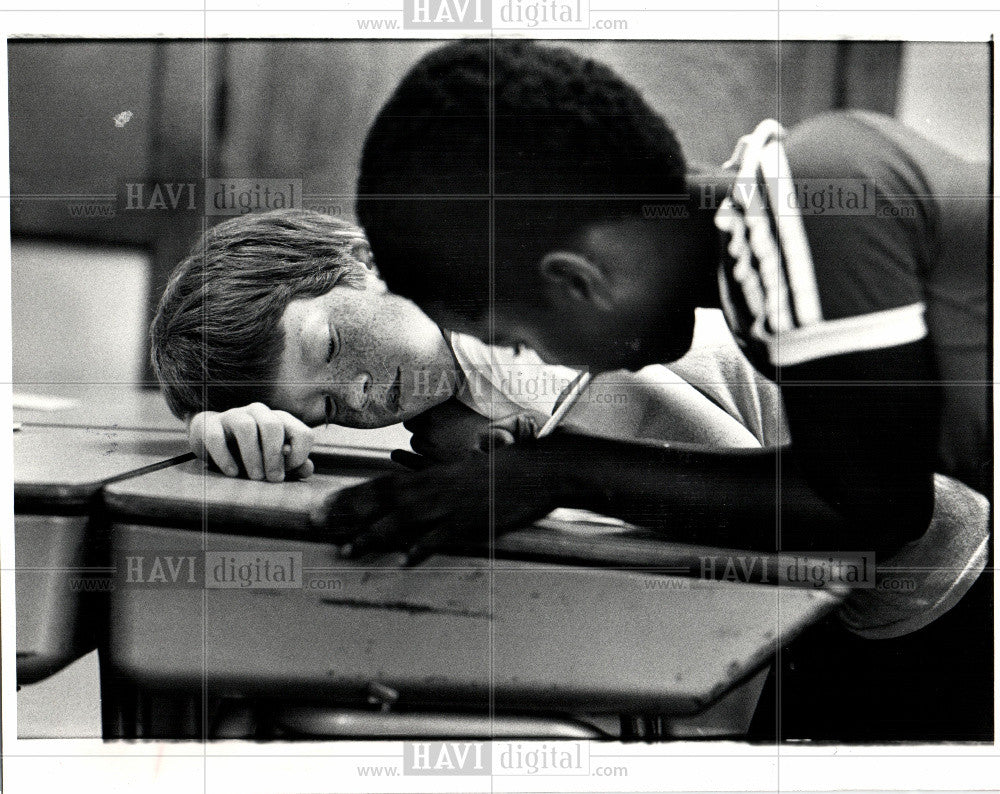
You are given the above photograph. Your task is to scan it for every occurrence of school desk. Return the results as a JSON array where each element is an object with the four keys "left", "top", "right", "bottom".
[
  {"left": 13, "top": 384, "right": 184, "bottom": 432},
  {"left": 13, "top": 382, "right": 412, "bottom": 456},
  {"left": 100, "top": 457, "right": 844, "bottom": 738},
  {"left": 13, "top": 424, "right": 190, "bottom": 684}
]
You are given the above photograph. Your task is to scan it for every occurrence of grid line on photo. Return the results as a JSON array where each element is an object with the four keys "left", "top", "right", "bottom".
[
  {"left": 200, "top": 22, "right": 211, "bottom": 769},
  {"left": 488, "top": 35, "right": 498, "bottom": 757},
  {"left": 774, "top": 22, "right": 785, "bottom": 775}
]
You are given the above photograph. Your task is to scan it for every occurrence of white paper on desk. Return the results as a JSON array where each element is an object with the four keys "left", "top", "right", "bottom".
[
  {"left": 12, "top": 392, "right": 79, "bottom": 412},
  {"left": 537, "top": 507, "right": 635, "bottom": 535}
]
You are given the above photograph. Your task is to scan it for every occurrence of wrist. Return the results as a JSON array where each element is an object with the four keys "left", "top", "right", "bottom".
[
  {"left": 516, "top": 433, "right": 597, "bottom": 510},
  {"left": 529, "top": 432, "right": 673, "bottom": 512}
]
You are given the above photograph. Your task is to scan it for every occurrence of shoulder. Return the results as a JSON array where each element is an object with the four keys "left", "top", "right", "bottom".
[{"left": 785, "top": 111, "right": 935, "bottom": 197}]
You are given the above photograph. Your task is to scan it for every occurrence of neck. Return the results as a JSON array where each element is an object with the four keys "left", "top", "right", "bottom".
[{"left": 682, "top": 170, "right": 733, "bottom": 309}]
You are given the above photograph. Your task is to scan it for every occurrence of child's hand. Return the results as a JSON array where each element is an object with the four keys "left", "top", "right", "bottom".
[
  {"left": 393, "top": 399, "right": 540, "bottom": 470},
  {"left": 188, "top": 403, "right": 315, "bottom": 482},
  {"left": 401, "top": 399, "right": 492, "bottom": 464}
]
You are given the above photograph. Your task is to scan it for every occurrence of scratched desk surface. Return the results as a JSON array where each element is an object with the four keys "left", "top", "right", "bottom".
[
  {"left": 13, "top": 424, "right": 191, "bottom": 506},
  {"left": 104, "top": 457, "right": 848, "bottom": 578},
  {"left": 107, "top": 525, "right": 839, "bottom": 715},
  {"left": 13, "top": 384, "right": 185, "bottom": 432},
  {"left": 103, "top": 462, "right": 842, "bottom": 715},
  {"left": 104, "top": 457, "right": 393, "bottom": 533},
  {"left": 13, "top": 382, "right": 411, "bottom": 456}
]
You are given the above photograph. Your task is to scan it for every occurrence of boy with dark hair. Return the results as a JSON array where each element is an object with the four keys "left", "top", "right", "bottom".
[{"left": 336, "top": 40, "right": 991, "bottom": 741}]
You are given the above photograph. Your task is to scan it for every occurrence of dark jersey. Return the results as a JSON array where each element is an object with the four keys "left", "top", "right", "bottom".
[{"left": 714, "top": 112, "right": 989, "bottom": 494}]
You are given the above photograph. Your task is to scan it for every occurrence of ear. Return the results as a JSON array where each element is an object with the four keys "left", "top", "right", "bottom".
[
  {"left": 351, "top": 241, "right": 380, "bottom": 277},
  {"left": 538, "top": 251, "right": 614, "bottom": 312}
]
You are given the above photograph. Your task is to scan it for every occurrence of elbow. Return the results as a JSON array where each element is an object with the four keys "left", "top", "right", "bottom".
[
  {"left": 788, "top": 453, "right": 935, "bottom": 557},
  {"left": 826, "top": 475, "right": 935, "bottom": 558},
  {"left": 872, "top": 481, "right": 935, "bottom": 557}
]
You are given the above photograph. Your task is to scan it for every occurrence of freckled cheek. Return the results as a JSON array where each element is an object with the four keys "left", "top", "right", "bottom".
[
  {"left": 349, "top": 331, "right": 393, "bottom": 388},
  {"left": 376, "top": 315, "right": 410, "bottom": 362}
]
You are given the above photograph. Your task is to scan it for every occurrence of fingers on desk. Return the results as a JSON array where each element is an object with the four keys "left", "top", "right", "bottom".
[
  {"left": 316, "top": 473, "right": 461, "bottom": 553},
  {"left": 227, "top": 412, "right": 268, "bottom": 480},
  {"left": 246, "top": 403, "right": 286, "bottom": 482},
  {"left": 327, "top": 478, "right": 389, "bottom": 530},
  {"left": 194, "top": 413, "right": 240, "bottom": 477},
  {"left": 340, "top": 514, "right": 460, "bottom": 564},
  {"left": 272, "top": 410, "right": 314, "bottom": 472},
  {"left": 339, "top": 513, "right": 408, "bottom": 558},
  {"left": 288, "top": 458, "right": 315, "bottom": 481},
  {"left": 194, "top": 406, "right": 315, "bottom": 482},
  {"left": 404, "top": 525, "right": 462, "bottom": 567}
]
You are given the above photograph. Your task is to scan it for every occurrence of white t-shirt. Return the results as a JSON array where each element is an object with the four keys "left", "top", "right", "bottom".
[{"left": 449, "top": 308, "right": 788, "bottom": 449}]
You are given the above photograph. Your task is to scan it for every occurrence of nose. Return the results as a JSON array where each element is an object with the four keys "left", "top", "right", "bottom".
[{"left": 342, "top": 372, "right": 373, "bottom": 412}]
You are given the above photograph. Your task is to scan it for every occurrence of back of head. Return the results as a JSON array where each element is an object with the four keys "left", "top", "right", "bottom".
[
  {"left": 150, "top": 209, "right": 370, "bottom": 418},
  {"left": 357, "top": 40, "right": 686, "bottom": 319}
]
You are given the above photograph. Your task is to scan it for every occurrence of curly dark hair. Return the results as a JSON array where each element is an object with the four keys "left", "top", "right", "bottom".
[{"left": 357, "top": 39, "right": 686, "bottom": 319}]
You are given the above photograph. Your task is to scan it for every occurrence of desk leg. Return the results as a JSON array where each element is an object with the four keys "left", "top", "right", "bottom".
[
  {"left": 98, "top": 660, "right": 265, "bottom": 739},
  {"left": 99, "top": 656, "right": 205, "bottom": 739}
]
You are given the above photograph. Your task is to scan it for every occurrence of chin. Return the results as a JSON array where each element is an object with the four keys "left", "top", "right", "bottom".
[
  {"left": 399, "top": 394, "right": 450, "bottom": 424},
  {"left": 610, "top": 336, "right": 691, "bottom": 371},
  {"left": 658, "top": 340, "right": 694, "bottom": 365},
  {"left": 654, "top": 324, "right": 696, "bottom": 365}
]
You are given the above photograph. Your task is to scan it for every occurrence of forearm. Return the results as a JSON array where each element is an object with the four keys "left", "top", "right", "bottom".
[{"left": 524, "top": 432, "right": 908, "bottom": 555}]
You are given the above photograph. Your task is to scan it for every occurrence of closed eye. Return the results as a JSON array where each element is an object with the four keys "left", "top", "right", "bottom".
[{"left": 326, "top": 325, "right": 340, "bottom": 363}]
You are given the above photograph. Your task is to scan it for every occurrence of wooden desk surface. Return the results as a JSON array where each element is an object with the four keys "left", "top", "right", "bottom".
[
  {"left": 102, "top": 463, "right": 845, "bottom": 715},
  {"left": 103, "top": 460, "right": 852, "bottom": 583},
  {"left": 14, "top": 384, "right": 184, "bottom": 431},
  {"left": 107, "top": 525, "right": 840, "bottom": 715},
  {"left": 104, "top": 457, "right": 393, "bottom": 533},
  {"left": 13, "top": 425, "right": 191, "bottom": 506},
  {"left": 13, "top": 382, "right": 412, "bottom": 457}
]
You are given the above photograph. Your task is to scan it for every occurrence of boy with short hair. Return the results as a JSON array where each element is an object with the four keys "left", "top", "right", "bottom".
[
  {"left": 152, "top": 209, "right": 784, "bottom": 482},
  {"left": 338, "top": 40, "right": 991, "bottom": 741},
  {"left": 151, "top": 209, "right": 376, "bottom": 481}
]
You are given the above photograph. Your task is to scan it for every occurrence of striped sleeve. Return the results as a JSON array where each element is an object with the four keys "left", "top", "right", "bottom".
[{"left": 714, "top": 117, "right": 929, "bottom": 368}]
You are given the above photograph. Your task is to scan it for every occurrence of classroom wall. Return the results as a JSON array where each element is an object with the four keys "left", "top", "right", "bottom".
[
  {"left": 11, "top": 240, "right": 150, "bottom": 384},
  {"left": 8, "top": 40, "right": 989, "bottom": 386},
  {"left": 220, "top": 40, "right": 869, "bottom": 210},
  {"left": 564, "top": 41, "right": 815, "bottom": 166},
  {"left": 896, "top": 41, "right": 991, "bottom": 163}
]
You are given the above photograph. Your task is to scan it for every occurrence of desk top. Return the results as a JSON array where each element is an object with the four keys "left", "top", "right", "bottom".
[
  {"left": 13, "top": 383, "right": 411, "bottom": 457},
  {"left": 103, "top": 459, "right": 850, "bottom": 579},
  {"left": 108, "top": 525, "right": 840, "bottom": 715},
  {"left": 104, "top": 457, "right": 393, "bottom": 533},
  {"left": 14, "top": 384, "right": 184, "bottom": 431},
  {"left": 100, "top": 440, "right": 846, "bottom": 715},
  {"left": 13, "top": 425, "right": 191, "bottom": 506}
]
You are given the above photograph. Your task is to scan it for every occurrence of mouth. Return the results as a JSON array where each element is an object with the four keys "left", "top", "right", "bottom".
[{"left": 386, "top": 366, "right": 402, "bottom": 415}]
